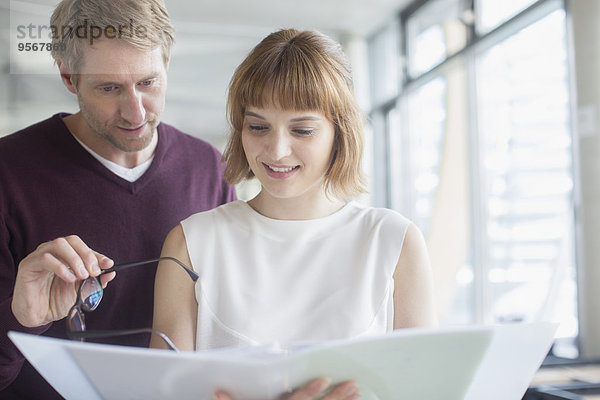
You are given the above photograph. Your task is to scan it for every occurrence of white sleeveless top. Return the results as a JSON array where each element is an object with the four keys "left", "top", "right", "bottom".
[{"left": 181, "top": 200, "right": 411, "bottom": 351}]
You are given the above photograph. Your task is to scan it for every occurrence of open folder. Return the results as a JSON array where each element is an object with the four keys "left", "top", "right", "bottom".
[{"left": 8, "top": 322, "right": 556, "bottom": 400}]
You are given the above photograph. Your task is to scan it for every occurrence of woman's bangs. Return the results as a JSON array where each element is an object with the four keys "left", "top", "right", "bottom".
[{"left": 244, "top": 58, "right": 332, "bottom": 114}]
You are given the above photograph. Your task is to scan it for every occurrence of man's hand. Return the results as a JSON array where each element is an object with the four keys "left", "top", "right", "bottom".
[
  {"left": 11, "top": 235, "right": 114, "bottom": 327},
  {"left": 214, "top": 378, "right": 360, "bottom": 400}
]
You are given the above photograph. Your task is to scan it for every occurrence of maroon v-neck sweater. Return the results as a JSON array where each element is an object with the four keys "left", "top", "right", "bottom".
[{"left": 0, "top": 114, "right": 236, "bottom": 398}]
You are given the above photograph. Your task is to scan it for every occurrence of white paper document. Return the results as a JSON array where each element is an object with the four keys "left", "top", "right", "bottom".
[
  {"left": 8, "top": 322, "right": 556, "bottom": 400},
  {"left": 464, "top": 322, "right": 559, "bottom": 400}
]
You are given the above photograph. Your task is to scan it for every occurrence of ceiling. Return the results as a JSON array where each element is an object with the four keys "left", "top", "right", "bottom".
[
  {"left": 166, "top": 0, "right": 409, "bottom": 36},
  {"left": 2, "top": 0, "right": 412, "bottom": 144}
]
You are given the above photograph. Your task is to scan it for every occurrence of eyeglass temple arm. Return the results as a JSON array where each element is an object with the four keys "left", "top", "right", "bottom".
[
  {"left": 99, "top": 256, "right": 198, "bottom": 281},
  {"left": 67, "top": 328, "right": 179, "bottom": 352}
]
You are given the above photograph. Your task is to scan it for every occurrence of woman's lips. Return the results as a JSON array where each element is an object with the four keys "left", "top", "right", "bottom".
[{"left": 263, "top": 163, "right": 299, "bottom": 179}]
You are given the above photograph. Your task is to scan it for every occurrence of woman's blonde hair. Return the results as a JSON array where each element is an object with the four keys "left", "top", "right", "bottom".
[
  {"left": 50, "top": 0, "right": 175, "bottom": 85},
  {"left": 223, "top": 28, "right": 367, "bottom": 200}
]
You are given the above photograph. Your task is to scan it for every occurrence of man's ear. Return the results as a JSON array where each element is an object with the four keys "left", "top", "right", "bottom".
[{"left": 57, "top": 60, "right": 77, "bottom": 94}]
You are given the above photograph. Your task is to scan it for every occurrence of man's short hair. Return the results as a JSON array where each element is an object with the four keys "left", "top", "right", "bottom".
[{"left": 50, "top": 0, "right": 175, "bottom": 84}]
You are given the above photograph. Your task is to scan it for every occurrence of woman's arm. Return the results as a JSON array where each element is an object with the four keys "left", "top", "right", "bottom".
[
  {"left": 393, "top": 223, "right": 438, "bottom": 329},
  {"left": 151, "top": 224, "right": 198, "bottom": 351}
]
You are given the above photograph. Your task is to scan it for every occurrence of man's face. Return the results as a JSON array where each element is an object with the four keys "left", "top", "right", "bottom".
[{"left": 74, "top": 39, "right": 168, "bottom": 154}]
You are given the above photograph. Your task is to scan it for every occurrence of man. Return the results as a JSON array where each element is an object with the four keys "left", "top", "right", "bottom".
[{"left": 0, "top": 0, "right": 236, "bottom": 397}]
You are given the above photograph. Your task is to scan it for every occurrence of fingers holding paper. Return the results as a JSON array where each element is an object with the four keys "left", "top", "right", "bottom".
[
  {"left": 11, "top": 235, "right": 114, "bottom": 327},
  {"left": 285, "top": 379, "right": 360, "bottom": 400},
  {"left": 214, "top": 378, "right": 360, "bottom": 400}
]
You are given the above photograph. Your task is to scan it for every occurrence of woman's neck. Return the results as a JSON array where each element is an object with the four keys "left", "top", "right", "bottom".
[{"left": 247, "top": 190, "right": 345, "bottom": 220}]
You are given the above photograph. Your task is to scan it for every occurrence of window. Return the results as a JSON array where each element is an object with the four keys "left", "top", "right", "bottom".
[
  {"left": 401, "top": 77, "right": 446, "bottom": 236},
  {"left": 474, "top": 9, "right": 576, "bottom": 353},
  {"left": 475, "top": 0, "right": 538, "bottom": 34},
  {"left": 405, "top": 0, "right": 469, "bottom": 78},
  {"left": 368, "top": 20, "right": 401, "bottom": 107},
  {"left": 368, "top": 0, "right": 577, "bottom": 356}
]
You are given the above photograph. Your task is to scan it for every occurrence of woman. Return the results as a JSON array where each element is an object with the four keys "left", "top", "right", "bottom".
[{"left": 151, "top": 28, "right": 437, "bottom": 399}]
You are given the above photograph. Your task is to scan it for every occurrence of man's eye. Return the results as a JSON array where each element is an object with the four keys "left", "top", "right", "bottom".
[
  {"left": 139, "top": 80, "right": 153, "bottom": 87},
  {"left": 101, "top": 86, "right": 115, "bottom": 92}
]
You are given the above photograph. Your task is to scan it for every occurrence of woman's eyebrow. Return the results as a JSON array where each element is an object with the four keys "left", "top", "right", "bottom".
[
  {"left": 244, "top": 111, "right": 266, "bottom": 120},
  {"left": 244, "top": 111, "right": 322, "bottom": 122},
  {"left": 290, "top": 116, "right": 321, "bottom": 122}
]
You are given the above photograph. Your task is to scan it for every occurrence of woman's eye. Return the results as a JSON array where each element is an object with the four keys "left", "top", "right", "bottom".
[
  {"left": 293, "top": 128, "right": 314, "bottom": 136},
  {"left": 249, "top": 124, "right": 268, "bottom": 132}
]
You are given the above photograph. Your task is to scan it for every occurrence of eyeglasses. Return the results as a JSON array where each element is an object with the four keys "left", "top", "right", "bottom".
[{"left": 66, "top": 256, "right": 198, "bottom": 352}]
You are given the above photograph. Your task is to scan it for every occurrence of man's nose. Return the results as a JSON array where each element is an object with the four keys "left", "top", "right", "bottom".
[{"left": 120, "top": 89, "right": 146, "bottom": 126}]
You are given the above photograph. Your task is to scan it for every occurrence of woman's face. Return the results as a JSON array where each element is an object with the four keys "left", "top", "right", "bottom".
[{"left": 241, "top": 106, "right": 336, "bottom": 202}]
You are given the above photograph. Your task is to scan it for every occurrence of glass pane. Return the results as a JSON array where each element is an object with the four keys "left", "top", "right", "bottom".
[
  {"left": 368, "top": 20, "right": 400, "bottom": 106},
  {"left": 475, "top": 0, "right": 538, "bottom": 34},
  {"left": 366, "top": 111, "right": 388, "bottom": 208},
  {"left": 388, "top": 105, "right": 405, "bottom": 213},
  {"left": 405, "top": 77, "right": 446, "bottom": 234},
  {"left": 476, "top": 10, "right": 576, "bottom": 353},
  {"left": 396, "top": 60, "right": 475, "bottom": 325},
  {"left": 406, "top": 0, "right": 468, "bottom": 78}
]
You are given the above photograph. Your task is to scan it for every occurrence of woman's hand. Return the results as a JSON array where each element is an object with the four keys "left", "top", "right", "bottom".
[{"left": 214, "top": 378, "right": 360, "bottom": 400}]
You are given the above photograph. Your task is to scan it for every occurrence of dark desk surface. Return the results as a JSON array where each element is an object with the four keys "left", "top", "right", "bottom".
[{"left": 525, "top": 361, "right": 600, "bottom": 400}]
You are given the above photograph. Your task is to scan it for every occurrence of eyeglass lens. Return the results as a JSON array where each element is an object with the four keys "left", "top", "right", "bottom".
[
  {"left": 80, "top": 277, "right": 103, "bottom": 312},
  {"left": 67, "top": 307, "right": 85, "bottom": 332}
]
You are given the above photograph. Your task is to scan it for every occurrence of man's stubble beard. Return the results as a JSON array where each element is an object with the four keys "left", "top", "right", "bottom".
[{"left": 77, "top": 96, "right": 161, "bottom": 153}]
